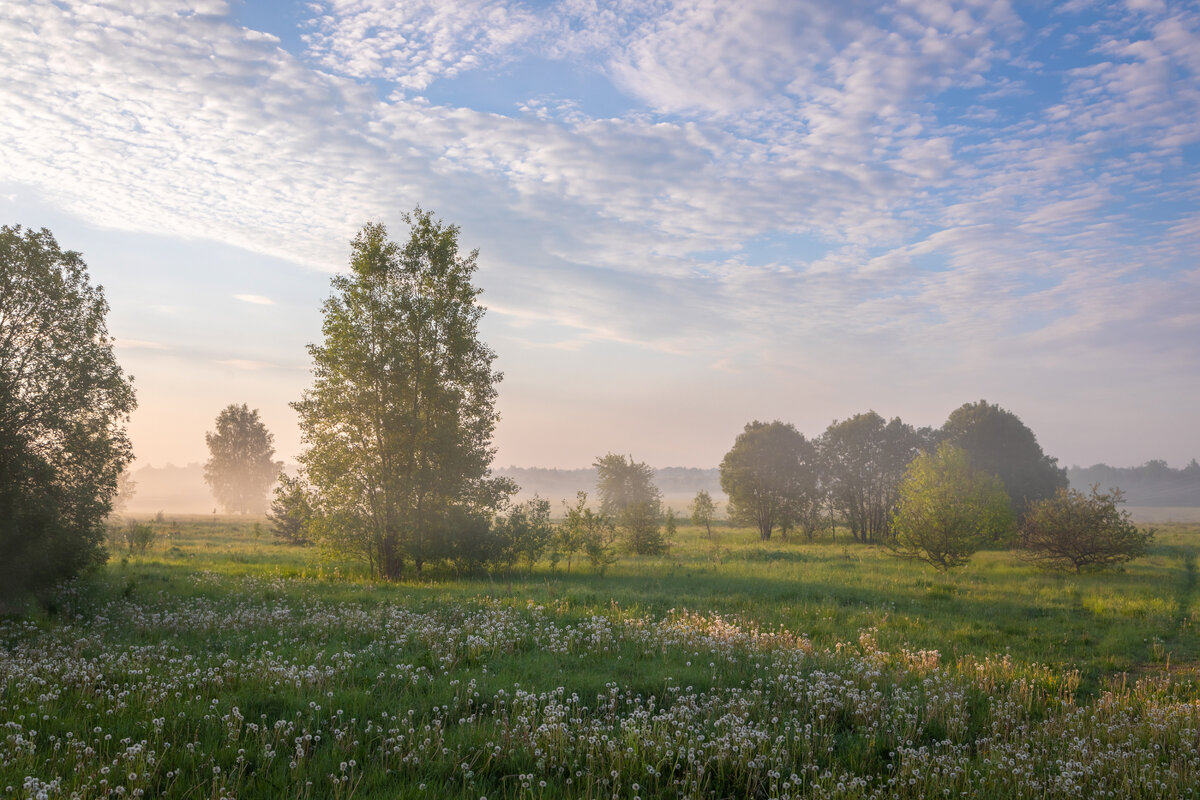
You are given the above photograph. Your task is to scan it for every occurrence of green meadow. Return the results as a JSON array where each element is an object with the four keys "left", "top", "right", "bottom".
[{"left": 2, "top": 517, "right": 1198, "bottom": 798}]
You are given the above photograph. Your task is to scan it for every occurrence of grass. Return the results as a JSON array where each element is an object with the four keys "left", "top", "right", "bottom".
[{"left": 2, "top": 516, "right": 1198, "bottom": 798}]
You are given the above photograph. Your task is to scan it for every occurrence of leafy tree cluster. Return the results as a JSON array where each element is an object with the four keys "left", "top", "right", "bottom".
[
  {"left": 719, "top": 401, "right": 1070, "bottom": 554},
  {"left": 1, "top": 226, "right": 136, "bottom": 600}
]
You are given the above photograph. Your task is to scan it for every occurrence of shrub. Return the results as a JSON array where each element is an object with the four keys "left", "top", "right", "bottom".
[
  {"left": 267, "top": 474, "right": 314, "bottom": 545},
  {"left": 889, "top": 444, "right": 1015, "bottom": 571},
  {"left": 118, "top": 520, "right": 156, "bottom": 554},
  {"left": 1020, "top": 486, "right": 1154, "bottom": 572}
]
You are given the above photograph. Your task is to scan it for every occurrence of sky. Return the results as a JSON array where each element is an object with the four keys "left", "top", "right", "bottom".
[{"left": 2, "top": 0, "right": 1198, "bottom": 471}]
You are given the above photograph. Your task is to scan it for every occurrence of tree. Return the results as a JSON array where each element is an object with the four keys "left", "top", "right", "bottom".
[
  {"left": 820, "top": 412, "right": 925, "bottom": 544},
  {"left": 689, "top": 490, "right": 716, "bottom": 538},
  {"left": 889, "top": 443, "right": 1015, "bottom": 571},
  {"left": 941, "top": 400, "right": 1067, "bottom": 516},
  {"left": 292, "top": 211, "right": 513, "bottom": 579},
  {"left": 267, "top": 474, "right": 314, "bottom": 545},
  {"left": 496, "top": 497, "right": 553, "bottom": 574},
  {"left": 556, "top": 492, "right": 616, "bottom": 573},
  {"left": 0, "top": 225, "right": 136, "bottom": 600},
  {"left": 720, "top": 420, "right": 820, "bottom": 541},
  {"left": 593, "top": 453, "right": 666, "bottom": 555},
  {"left": 203, "top": 404, "right": 282, "bottom": 514},
  {"left": 1019, "top": 486, "right": 1154, "bottom": 572}
]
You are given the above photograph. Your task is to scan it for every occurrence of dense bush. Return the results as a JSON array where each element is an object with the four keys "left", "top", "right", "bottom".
[{"left": 1020, "top": 486, "right": 1154, "bottom": 572}]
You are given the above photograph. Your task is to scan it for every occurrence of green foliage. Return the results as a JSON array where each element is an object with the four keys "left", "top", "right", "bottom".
[
  {"left": 689, "top": 490, "right": 716, "bottom": 538},
  {"left": 116, "top": 520, "right": 156, "bottom": 554},
  {"left": 267, "top": 474, "right": 314, "bottom": 546},
  {"left": 720, "top": 420, "right": 820, "bottom": 541},
  {"left": 556, "top": 492, "right": 616, "bottom": 573},
  {"left": 292, "top": 212, "right": 514, "bottom": 579},
  {"left": 0, "top": 225, "right": 135, "bottom": 600},
  {"left": 821, "top": 411, "right": 927, "bottom": 544},
  {"left": 203, "top": 404, "right": 281, "bottom": 514},
  {"left": 942, "top": 399, "right": 1068, "bottom": 515},
  {"left": 889, "top": 444, "right": 1015, "bottom": 571},
  {"left": 593, "top": 453, "right": 667, "bottom": 555},
  {"left": 1020, "top": 486, "right": 1155, "bottom": 572},
  {"left": 497, "top": 497, "right": 554, "bottom": 574}
]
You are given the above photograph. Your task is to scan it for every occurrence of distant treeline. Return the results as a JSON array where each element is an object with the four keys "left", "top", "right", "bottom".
[
  {"left": 495, "top": 466, "right": 723, "bottom": 501},
  {"left": 1068, "top": 460, "right": 1200, "bottom": 506}
]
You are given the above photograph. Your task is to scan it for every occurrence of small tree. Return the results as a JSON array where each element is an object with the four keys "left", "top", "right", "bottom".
[
  {"left": 267, "top": 474, "right": 314, "bottom": 545},
  {"left": 204, "top": 404, "right": 282, "bottom": 514},
  {"left": 594, "top": 453, "right": 666, "bottom": 555},
  {"left": 690, "top": 490, "right": 716, "bottom": 538},
  {"left": 557, "top": 492, "right": 614, "bottom": 573},
  {"left": 663, "top": 507, "right": 678, "bottom": 549},
  {"left": 498, "top": 497, "right": 553, "bottom": 574},
  {"left": 1020, "top": 486, "right": 1154, "bottom": 572},
  {"left": 889, "top": 444, "right": 1014, "bottom": 571}
]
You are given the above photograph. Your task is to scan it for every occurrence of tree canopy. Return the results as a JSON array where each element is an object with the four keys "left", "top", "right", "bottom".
[
  {"left": 820, "top": 411, "right": 927, "bottom": 544},
  {"left": 941, "top": 400, "right": 1067, "bottom": 515},
  {"left": 0, "top": 225, "right": 136, "bottom": 599},
  {"left": 889, "top": 443, "right": 1015, "bottom": 570},
  {"left": 292, "top": 211, "right": 513, "bottom": 579},
  {"left": 203, "top": 404, "right": 281, "bottom": 514},
  {"left": 1020, "top": 486, "right": 1153, "bottom": 572},
  {"left": 593, "top": 453, "right": 666, "bottom": 555},
  {"left": 720, "top": 420, "right": 820, "bottom": 541}
]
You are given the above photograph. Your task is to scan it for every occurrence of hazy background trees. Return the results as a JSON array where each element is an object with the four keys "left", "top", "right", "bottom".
[
  {"left": 0, "top": 225, "right": 135, "bottom": 600},
  {"left": 292, "top": 211, "right": 513, "bottom": 579},
  {"left": 720, "top": 420, "right": 819, "bottom": 541},
  {"left": 203, "top": 403, "right": 282, "bottom": 514}
]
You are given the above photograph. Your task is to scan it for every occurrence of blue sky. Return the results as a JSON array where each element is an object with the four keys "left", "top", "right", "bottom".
[{"left": 2, "top": 0, "right": 1198, "bottom": 469}]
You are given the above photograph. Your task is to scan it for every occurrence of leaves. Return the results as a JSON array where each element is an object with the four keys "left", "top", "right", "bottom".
[
  {"left": 293, "top": 211, "right": 511, "bottom": 578},
  {"left": 0, "top": 225, "right": 135, "bottom": 597}
]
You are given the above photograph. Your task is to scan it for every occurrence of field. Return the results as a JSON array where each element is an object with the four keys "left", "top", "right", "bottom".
[{"left": 2, "top": 518, "right": 1198, "bottom": 799}]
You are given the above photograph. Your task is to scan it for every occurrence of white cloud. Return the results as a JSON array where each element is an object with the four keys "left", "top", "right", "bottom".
[
  {"left": 233, "top": 294, "right": 275, "bottom": 305},
  {"left": 0, "top": 0, "right": 1197, "bottom": 408}
]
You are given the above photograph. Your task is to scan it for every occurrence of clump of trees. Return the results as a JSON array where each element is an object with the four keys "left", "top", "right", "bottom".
[
  {"left": 204, "top": 404, "right": 282, "bottom": 514},
  {"left": 1019, "top": 486, "right": 1154, "bottom": 572},
  {"left": 1, "top": 225, "right": 136, "bottom": 601},
  {"left": 888, "top": 444, "right": 1015, "bottom": 571}
]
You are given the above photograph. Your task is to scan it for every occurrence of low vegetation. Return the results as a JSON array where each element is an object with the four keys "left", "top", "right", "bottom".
[{"left": 2, "top": 517, "right": 1197, "bottom": 798}]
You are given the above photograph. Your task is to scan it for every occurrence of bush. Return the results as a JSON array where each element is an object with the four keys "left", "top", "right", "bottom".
[
  {"left": 889, "top": 444, "right": 1015, "bottom": 571},
  {"left": 116, "top": 520, "right": 155, "bottom": 554},
  {"left": 267, "top": 475, "right": 314, "bottom": 545},
  {"left": 1020, "top": 486, "right": 1154, "bottom": 572}
]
